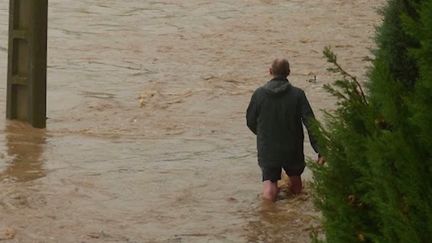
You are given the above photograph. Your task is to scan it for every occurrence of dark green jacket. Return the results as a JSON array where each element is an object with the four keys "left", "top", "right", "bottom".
[{"left": 246, "top": 77, "right": 319, "bottom": 168}]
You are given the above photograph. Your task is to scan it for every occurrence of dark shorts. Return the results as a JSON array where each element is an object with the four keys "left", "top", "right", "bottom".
[{"left": 260, "top": 165, "right": 305, "bottom": 182}]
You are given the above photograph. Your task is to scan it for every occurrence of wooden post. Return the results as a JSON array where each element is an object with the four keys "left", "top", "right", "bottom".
[{"left": 7, "top": 0, "right": 48, "bottom": 128}]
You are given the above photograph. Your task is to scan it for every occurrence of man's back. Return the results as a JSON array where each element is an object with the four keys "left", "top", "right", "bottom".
[
  {"left": 246, "top": 77, "right": 318, "bottom": 169},
  {"left": 247, "top": 58, "right": 321, "bottom": 201}
]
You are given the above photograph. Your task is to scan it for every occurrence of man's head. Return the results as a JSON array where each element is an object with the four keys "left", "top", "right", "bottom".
[{"left": 270, "top": 58, "right": 290, "bottom": 78}]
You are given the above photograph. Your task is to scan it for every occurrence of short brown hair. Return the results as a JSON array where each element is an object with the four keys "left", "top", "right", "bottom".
[{"left": 271, "top": 59, "right": 290, "bottom": 77}]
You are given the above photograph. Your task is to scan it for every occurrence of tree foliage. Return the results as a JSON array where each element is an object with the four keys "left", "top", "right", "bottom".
[{"left": 311, "top": 0, "right": 432, "bottom": 242}]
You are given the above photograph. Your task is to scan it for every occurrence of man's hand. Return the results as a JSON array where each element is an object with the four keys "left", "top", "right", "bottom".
[{"left": 317, "top": 155, "right": 326, "bottom": 165}]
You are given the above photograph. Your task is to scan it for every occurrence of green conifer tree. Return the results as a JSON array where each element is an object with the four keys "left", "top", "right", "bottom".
[
  {"left": 310, "top": 48, "right": 376, "bottom": 243},
  {"left": 311, "top": 0, "right": 432, "bottom": 242},
  {"left": 367, "top": 0, "right": 432, "bottom": 241}
]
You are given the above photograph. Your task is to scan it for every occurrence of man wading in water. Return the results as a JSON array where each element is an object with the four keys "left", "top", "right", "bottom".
[{"left": 246, "top": 58, "right": 324, "bottom": 201}]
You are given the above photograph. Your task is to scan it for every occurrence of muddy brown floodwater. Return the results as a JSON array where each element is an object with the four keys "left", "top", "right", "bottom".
[{"left": 0, "top": 0, "right": 384, "bottom": 242}]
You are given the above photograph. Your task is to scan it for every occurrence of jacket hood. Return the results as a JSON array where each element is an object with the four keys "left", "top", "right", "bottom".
[{"left": 263, "top": 77, "right": 292, "bottom": 95}]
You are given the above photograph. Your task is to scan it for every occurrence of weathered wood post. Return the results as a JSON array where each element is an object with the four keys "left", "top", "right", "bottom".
[{"left": 7, "top": 0, "right": 48, "bottom": 128}]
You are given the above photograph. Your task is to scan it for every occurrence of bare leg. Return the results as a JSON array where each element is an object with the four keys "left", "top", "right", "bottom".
[
  {"left": 262, "top": 180, "right": 279, "bottom": 202},
  {"left": 289, "top": 176, "right": 302, "bottom": 194}
]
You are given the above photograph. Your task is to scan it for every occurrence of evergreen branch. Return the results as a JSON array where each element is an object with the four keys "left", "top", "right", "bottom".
[{"left": 323, "top": 47, "right": 368, "bottom": 105}]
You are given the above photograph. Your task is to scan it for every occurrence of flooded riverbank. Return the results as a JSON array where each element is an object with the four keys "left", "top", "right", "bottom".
[{"left": 0, "top": 0, "right": 383, "bottom": 242}]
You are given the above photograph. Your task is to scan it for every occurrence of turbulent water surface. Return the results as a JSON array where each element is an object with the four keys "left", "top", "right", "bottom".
[{"left": 0, "top": 0, "right": 383, "bottom": 242}]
